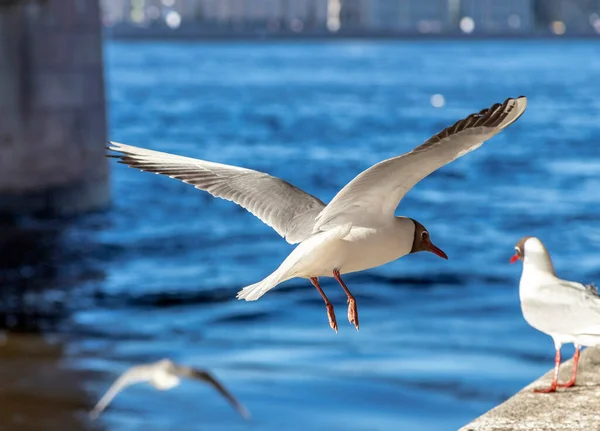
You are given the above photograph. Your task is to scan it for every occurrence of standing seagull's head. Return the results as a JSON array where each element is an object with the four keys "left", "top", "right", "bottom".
[
  {"left": 409, "top": 220, "right": 448, "bottom": 260},
  {"left": 509, "top": 236, "right": 556, "bottom": 274},
  {"left": 509, "top": 236, "right": 533, "bottom": 264}
]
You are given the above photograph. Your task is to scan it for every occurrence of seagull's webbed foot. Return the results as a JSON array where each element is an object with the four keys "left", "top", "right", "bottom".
[
  {"left": 310, "top": 277, "right": 338, "bottom": 333},
  {"left": 346, "top": 297, "right": 359, "bottom": 330},
  {"left": 557, "top": 379, "right": 576, "bottom": 389},
  {"left": 333, "top": 269, "right": 359, "bottom": 331},
  {"left": 557, "top": 345, "right": 580, "bottom": 389},
  {"left": 325, "top": 303, "right": 338, "bottom": 333},
  {"left": 533, "top": 349, "right": 561, "bottom": 394},
  {"left": 533, "top": 383, "right": 558, "bottom": 393}
]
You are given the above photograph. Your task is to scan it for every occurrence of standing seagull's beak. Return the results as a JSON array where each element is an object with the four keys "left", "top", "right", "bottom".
[
  {"left": 426, "top": 240, "right": 448, "bottom": 260},
  {"left": 509, "top": 253, "right": 520, "bottom": 264}
]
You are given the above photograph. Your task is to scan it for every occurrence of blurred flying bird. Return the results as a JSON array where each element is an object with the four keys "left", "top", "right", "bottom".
[
  {"left": 90, "top": 359, "right": 250, "bottom": 419},
  {"left": 109, "top": 96, "right": 527, "bottom": 332},
  {"left": 511, "top": 236, "right": 600, "bottom": 393}
]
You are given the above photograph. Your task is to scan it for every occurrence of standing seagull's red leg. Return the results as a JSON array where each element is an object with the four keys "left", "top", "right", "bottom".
[
  {"left": 332, "top": 269, "right": 359, "bottom": 331},
  {"left": 310, "top": 277, "right": 338, "bottom": 332},
  {"left": 533, "top": 349, "right": 561, "bottom": 393},
  {"left": 558, "top": 345, "right": 580, "bottom": 388}
]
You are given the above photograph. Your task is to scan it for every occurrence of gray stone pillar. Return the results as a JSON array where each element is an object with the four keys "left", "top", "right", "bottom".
[{"left": 0, "top": 0, "right": 109, "bottom": 216}]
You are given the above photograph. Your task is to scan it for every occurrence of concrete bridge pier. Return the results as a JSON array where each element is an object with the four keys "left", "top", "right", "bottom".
[{"left": 0, "top": 0, "right": 109, "bottom": 217}]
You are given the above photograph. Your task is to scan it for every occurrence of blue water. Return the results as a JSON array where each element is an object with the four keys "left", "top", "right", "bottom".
[{"left": 5, "top": 40, "right": 600, "bottom": 430}]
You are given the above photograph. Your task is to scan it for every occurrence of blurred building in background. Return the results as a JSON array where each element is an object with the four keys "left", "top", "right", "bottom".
[
  {"left": 459, "top": 0, "right": 534, "bottom": 34},
  {"left": 101, "top": 0, "right": 600, "bottom": 38},
  {"left": 535, "top": 0, "right": 600, "bottom": 35},
  {"left": 102, "top": 0, "right": 329, "bottom": 34},
  {"left": 360, "top": 0, "right": 450, "bottom": 34}
]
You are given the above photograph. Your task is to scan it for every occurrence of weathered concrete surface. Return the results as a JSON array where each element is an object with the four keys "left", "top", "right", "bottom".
[
  {"left": 460, "top": 346, "right": 600, "bottom": 431},
  {"left": 0, "top": 0, "right": 109, "bottom": 216}
]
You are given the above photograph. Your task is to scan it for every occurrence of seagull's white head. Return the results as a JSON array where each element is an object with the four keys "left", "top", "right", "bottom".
[
  {"left": 153, "top": 359, "right": 180, "bottom": 390},
  {"left": 510, "top": 236, "right": 556, "bottom": 274},
  {"left": 409, "top": 219, "right": 448, "bottom": 260},
  {"left": 157, "top": 358, "right": 175, "bottom": 368}
]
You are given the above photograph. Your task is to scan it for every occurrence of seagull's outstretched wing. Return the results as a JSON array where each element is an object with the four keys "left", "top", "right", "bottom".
[
  {"left": 314, "top": 96, "right": 527, "bottom": 230},
  {"left": 90, "top": 365, "right": 155, "bottom": 419},
  {"left": 108, "top": 142, "right": 325, "bottom": 244},
  {"left": 172, "top": 365, "right": 251, "bottom": 420}
]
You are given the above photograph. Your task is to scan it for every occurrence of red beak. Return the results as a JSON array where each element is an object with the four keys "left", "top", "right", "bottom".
[
  {"left": 509, "top": 253, "right": 520, "bottom": 264},
  {"left": 426, "top": 240, "right": 448, "bottom": 260}
]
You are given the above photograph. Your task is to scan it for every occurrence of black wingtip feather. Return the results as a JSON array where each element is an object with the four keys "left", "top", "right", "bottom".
[{"left": 422, "top": 96, "right": 525, "bottom": 147}]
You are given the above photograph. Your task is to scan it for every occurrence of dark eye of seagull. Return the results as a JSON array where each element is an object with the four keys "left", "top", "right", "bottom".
[{"left": 421, "top": 231, "right": 428, "bottom": 240}]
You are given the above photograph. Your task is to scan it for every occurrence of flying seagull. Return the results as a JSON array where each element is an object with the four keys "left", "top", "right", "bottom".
[
  {"left": 90, "top": 359, "right": 250, "bottom": 419},
  {"left": 108, "top": 96, "right": 527, "bottom": 331},
  {"left": 511, "top": 236, "right": 600, "bottom": 393}
]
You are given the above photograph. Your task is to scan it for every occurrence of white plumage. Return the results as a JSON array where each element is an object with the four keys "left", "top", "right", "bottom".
[
  {"left": 90, "top": 359, "right": 250, "bottom": 420},
  {"left": 109, "top": 96, "right": 526, "bottom": 330},
  {"left": 511, "top": 236, "right": 600, "bottom": 392}
]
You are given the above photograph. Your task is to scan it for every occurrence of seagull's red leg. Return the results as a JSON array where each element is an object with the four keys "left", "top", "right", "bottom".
[
  {"left": 558, "top": 345, "right": 580, "bottom": 388},
  {"left": 333, "top": 269, "right": 359, "bottom": 330},
  {"left": 533, "top": 349, "right": 561, "bottom": 393},
  {"left": 310, "top": 277, "right": 338, "bottom": 332}
]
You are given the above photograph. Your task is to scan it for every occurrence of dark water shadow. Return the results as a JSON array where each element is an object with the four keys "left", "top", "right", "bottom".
[
  {"left": 0, "top": 216, "right": 109, "bottom": 332},
  {"left": 0, "top": 219, "right": 71, "bottom": 332},
  {"left": 0, "top": 218, "right": 108, "bottom": 431}
]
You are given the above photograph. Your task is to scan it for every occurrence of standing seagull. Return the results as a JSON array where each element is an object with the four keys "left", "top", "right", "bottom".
[
  {"left": 510, "top": 236, "right": 600, "bottom": 393},
  {"left": 90, "top": 359, "right": 250, "bottom": 419},
  {"left": 109, "top": 96, "right": 526, "bottom": 332}
]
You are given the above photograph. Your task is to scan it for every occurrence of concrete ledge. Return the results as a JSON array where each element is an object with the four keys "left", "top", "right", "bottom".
[
  {"left": 0, "top": 0, "right": 109, "bottom": 216},
  {"left": 460, "top": 347, "right": 600, "bottom": 431}
]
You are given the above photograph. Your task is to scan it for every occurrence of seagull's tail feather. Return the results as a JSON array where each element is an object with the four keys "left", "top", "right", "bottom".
[
  {"left": 236, "top": 223, "right": 353, "bottom": 302},
  {"left": 236, "top": 273, "right": 284, "bottom": 301}
]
